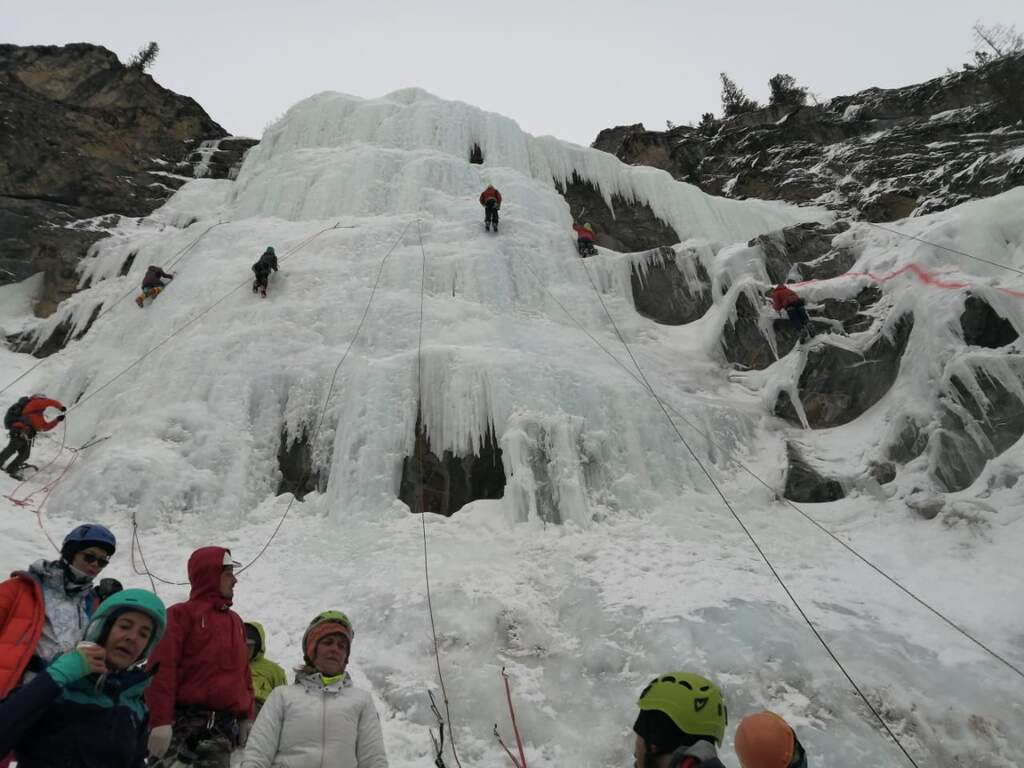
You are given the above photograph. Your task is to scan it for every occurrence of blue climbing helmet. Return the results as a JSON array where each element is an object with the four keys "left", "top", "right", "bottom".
[
  {"left": 61, "top": 523, "right": 116, "bottom": 562},
  {"left": 84, "top": 588, "right": 167, "bottom": 662}
]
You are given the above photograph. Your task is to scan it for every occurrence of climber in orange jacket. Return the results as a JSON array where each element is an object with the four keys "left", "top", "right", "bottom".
[
  {"left": 0, "top": 395, "right": 65, "bottom": 479},
  {"left": 480, "top": 185, "right": 502, "bottom": 232}
]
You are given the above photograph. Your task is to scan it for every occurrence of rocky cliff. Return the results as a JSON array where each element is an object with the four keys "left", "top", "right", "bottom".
[
  {"left": 0, "top": 44, "right": 255, "bottom": 315},
  {"left": 593, "top": 53, "right": 1024, "bottom": 222}
]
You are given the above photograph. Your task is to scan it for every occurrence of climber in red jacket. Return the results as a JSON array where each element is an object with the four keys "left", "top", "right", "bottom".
[
  {"left": 480, "top": 185, "right": 502, "bottom": 232},
  {"left": 573, "top": 222, "right": 597, "bottom": 257},
  {"left": 0, "top": 395, "right": 65, "bottom": 479},
  {"left": 768, "top": 283, "right": 810, "bottom": 338},
  {"left": 144, "top": 546, "right": 254, "bottom": 766}
]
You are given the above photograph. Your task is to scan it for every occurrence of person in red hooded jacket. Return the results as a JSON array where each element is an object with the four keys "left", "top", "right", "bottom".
[
  {"left": 0, "top": 395, "right": 65, "bottom": 479},
  {"left": 767, "top": 284, "right": 810, "bottom": 339},
  {"left": 145, "top": 547, "right": 254, "bottom": 768},
  {"left": 479, "top": 185, "right": 502, "bottom": 232}
]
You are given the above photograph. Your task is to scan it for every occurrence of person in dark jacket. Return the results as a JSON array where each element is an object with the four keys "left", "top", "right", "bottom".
[
  {"left": 135, "top": 265, "right": 174, "bottom": 308},
  {"left": 0, "top": 395, "right": 64, "bottom": 479},
  {"left": 251, "top": 247, "right": 279, "bottom": 298},
  {"left": 479, "top": 186, "right": 502, "bottom": 232},
  {"left": 145, "top": 547, "right": 254, "bottom": 768},
  {"left": 573, "top": 222, "right": 597, "bottom": 257},
  {"left": 633, "top": 671, "right": 729, "bottom": 768},
  {"left": 0, "top": 588, "right": 166, "bottom": 768},
  {"left": 768, "top": 284, "right": 810, "bottom": 338}
]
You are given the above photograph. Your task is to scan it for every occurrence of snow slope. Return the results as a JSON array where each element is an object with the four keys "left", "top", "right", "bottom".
[{"left": 2, "top": 89, "right": 1022, "bottom": 768}]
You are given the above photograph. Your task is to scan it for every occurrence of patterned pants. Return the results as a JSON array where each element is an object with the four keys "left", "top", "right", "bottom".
[{"left": 149, "top": 709, "right": 239, "bottom": 768}]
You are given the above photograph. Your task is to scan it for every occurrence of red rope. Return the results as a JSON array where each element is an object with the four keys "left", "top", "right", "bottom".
[
  {"left": 793, "top": 262, "right": 1024, "bottom": 298},
  {"left": 501, "top": 668, "right": 527, "bottom": 768}
]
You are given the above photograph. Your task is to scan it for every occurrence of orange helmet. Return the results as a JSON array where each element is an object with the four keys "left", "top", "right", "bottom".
[{"left": 734, "top": 711, "right": 795, "bottom": 768}]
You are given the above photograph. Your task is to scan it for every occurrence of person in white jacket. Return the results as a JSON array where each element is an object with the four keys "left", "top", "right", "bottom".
[{"left": 241, "top": 610, "right": 388, "bottom": 768}]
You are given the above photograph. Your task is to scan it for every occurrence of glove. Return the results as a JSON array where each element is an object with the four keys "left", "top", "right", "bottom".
[
  {"left": 45, "top": 649, "right": 91, "bottom": 686},
  {"left": 238, "top": 719, "right": 252, "bottom": 746},
  {"left": 148, "top": 724, "right": 173, "bottom": 759},
  {"left": 57, "top": 414, "right": 65, "bottom": 422}
]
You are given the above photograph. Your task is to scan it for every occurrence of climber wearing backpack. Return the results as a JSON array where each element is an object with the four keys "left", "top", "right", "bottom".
[
  {"left": 251, "top": 247, "right": 279, "bottom": 298},
  {"left": 0, "top": 589, "right": 166, "bottom": 768},
  {"left": 480, "top": 185, "right": 502, "bottom": 232},
  {"left": 633, "top": 671, "right": 729, "bottom": 768},
  {"left": 135, "top": 265, "right": 174, "bottom": 308},
  {"left": 768, "top": 283, "right": 810, "bottom": 339},
  {"left": 0, "top": 394, "right": 65, "bottom": 479},
  {"left": 573, "top": 222, "right": 597, "bottom": 257},
  {"left": 0, "top": 524, "right": 116, "bottom": 699},
  {"left": 734, "top": 711, "right": 808, "bottom": 768},
  {"left": 244, "top": 620, "right": 287, "bottom": 715}
]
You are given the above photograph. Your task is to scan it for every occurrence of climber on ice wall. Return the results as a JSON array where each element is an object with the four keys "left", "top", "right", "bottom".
[
  {"left": 768, "top": 283, "right": 810, "bottom": 339},
  {"left": 480, "top": 185, "right": 502, "bottom": 232},
  {"left": 136, "top": 266, "right": 174, "bottom": 308},
  {"left": 573, "top": 222, "right": 597, "bottom": 257}
]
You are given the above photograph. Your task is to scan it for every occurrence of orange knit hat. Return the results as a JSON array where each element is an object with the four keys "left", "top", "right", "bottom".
[{"left": 734, "top": 711, "right": 795, "bottom": 768}]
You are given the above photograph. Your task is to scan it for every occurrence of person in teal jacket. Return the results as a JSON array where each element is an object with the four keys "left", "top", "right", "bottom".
[
  {"left": 0, "top": 588, "right": 166, "bottom": 768},
  {"left": 244, "top": 620, "right": 287, "bottom": 714}
]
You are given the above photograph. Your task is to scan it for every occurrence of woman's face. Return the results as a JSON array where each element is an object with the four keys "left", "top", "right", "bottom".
[
  {"left": 313, "top": 633, "right": 350, "bottom": 676},
  {"left": 71, "top": 546, "right": 111, "bottom": 578},
  {"left": 103, "top": 611, "right": 154, "bottom": 670}
]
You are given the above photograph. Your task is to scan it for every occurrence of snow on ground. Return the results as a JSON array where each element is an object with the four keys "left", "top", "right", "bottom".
[{"left": 1, "top": 90, "right": 1022, "bottom": 768}]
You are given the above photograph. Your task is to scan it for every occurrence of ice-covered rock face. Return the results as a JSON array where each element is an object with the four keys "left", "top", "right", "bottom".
[{"left": 10, "top": 89, "right": 1024, "bottom": 768}]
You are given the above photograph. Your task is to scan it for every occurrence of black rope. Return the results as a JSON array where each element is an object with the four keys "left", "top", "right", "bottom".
[
  {"left": 860, "top": 221, "right": 1024, "bottom": 278},
  {"left": 414, "top": 219, "right": 463, "bottom": 768},
  {"left": 574, "top": 257, "right": 922, "bottom": 766},
  {"left": 520, "top": 255, "right": 1024, "bottom": 682},
  {"left": 236, "top": 220, "right": 414, "bottom": 574}
]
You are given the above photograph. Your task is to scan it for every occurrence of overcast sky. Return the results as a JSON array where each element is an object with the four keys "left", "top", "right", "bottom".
[{"left": 5, "top": 1, "right": 1022, "bottom": 145}]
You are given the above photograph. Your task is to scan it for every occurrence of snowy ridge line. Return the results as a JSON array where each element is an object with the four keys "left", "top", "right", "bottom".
[
  {"left": 575, "top": 259, "right": 925, "bottom": 768},
  {"left": 0, "top": 220, "right": 228, "bottom": 400},
  {"left": 66, "top": 221, "right": 341, "bottom": 415},
  {"left": 413, "top": 219, "right": 463, "bottom": 768},
  {"left": 534, "top": 253, "right": 1024, "bottom": 682},
  {"left": 861, "top": 221, "right": 1024, "bottom": 279}
]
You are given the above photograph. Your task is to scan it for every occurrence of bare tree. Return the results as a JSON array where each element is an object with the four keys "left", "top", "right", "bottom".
[
  {"left": 127, "top": 42, "right": 160, "bottom": 71},
  {"left": 971, "top": 22, "right": 1023, "bottom": 64}
]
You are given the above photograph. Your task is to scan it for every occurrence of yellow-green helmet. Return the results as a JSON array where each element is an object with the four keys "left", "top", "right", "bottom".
[{"left": 636, "top": 672, "right": 728, "bottom": 746}]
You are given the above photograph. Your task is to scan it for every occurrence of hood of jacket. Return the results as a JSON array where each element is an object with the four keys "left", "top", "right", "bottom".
[
  {"left": 245, "top": 621, "right": 266, "bottom": 660},
  {"left": 296, "top": 668, "right": 352, "bottom": 695},
  {"left": 187, "top": 546, "right": 232, "bottom": 607}
]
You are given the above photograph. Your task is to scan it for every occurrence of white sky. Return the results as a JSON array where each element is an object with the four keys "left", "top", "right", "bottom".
[{"left": 5, "top": 0, "right": 1023, "bottom": 145}]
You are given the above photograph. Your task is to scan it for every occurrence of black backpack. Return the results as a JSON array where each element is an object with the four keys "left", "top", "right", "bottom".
[{"left": 4, "top": 396, "right": 30, "bottom": 430}]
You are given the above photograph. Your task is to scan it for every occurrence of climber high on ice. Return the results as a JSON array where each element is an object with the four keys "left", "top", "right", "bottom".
[
  {"left": 136, "top": 266, "right": 174, "bottom": 308},
  {"left": 480, "top": 185, "right": 502, "bottom": 232},
  {"left": 252, "top": 247, "right": 279, "bottom": 298}
]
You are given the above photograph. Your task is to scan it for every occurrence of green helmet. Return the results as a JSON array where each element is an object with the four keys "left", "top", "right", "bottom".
[
  {"left": 84, "top": 588, "right": 167, "bottom": 662},
  {"left": 302, "top": 610, "right": 354, "bottom": 663},
  {"left": 637, "top": 672, "right": 727, "bottom": 745}
]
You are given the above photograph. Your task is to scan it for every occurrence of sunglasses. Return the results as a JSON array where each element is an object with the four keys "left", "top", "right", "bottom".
[{"left": 80, "top": 552, "right": 111, "bottom": 568}]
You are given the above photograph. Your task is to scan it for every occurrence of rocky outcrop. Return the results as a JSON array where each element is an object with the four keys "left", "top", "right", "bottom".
[
  {"left": 630, "top": 246, "right": 712, "bottom": 325},
  {"left": 928, "top": 357, "right": 1024, "bottom": 492},
  {"left": 0, "top": 44, "right": 247, "bottom": 315},
  {"left": 555, "top": 173, "right": 678, "bottom": 252},
  {"left": 775, "top": 315, "right": 914, "bottom": 427},
  {"left": 960, "top": 295, "right": 1019, "bottom": 348},
  {"left": 593, "top": 53, "right": 1024, "bottom": 221},
  {"left": 784, "top": 442, "right": 845, "bottom": 502},
  {"left": 277, "top": 428, "right": 326, "bottom": 500},
  {"left": 748, "top": 221, "right": 852, "bottom": 283},
  {"left": 399, "top": 419, "right": 506, "bottom": 516}
]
